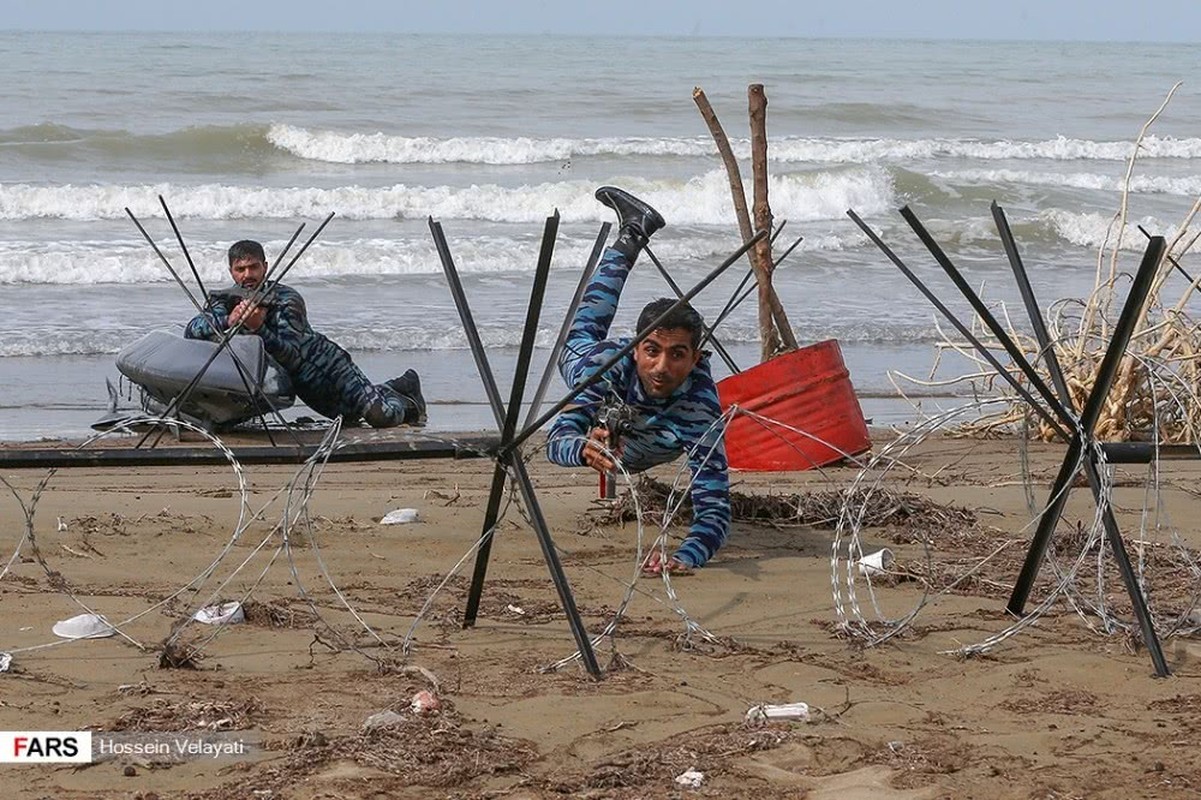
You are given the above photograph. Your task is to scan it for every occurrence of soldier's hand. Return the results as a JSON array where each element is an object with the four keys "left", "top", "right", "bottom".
[
  {"left": 582, "top": 426, "right": 619, "bottom": 473},
  {"left": 230, "top": 300, "right": 266, "bottom": 332},
  {"left": 641, "top": 550, "right": 693, "bottom": 577}
]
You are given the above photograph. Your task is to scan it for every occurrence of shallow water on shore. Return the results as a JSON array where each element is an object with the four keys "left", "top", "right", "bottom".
[{"left": 0, "top": 340, "right": 961, "bottom": 442}]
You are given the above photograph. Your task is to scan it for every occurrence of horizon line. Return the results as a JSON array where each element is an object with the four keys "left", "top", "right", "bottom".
[{"left": 0, "top": 29, "right": 1196, "bottom": 45}]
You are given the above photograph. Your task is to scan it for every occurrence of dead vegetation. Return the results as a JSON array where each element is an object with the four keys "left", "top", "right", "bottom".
[
  {"left": 896, "top": 84, "right": 1201, "bottom": 446},
  {"left": 101, "top": 696, "right": 265, "bottom": 732},
  {"left": 1000, "top": 689, "right": 1100, "bottom": 716},
  {"left": 240, "top": 597, "right": 318, "bottom": 629},
  {"left": 189, "top": 703, "right": 538, "bottom": 799},
  {"left": 594, "top": 475, "right": 978, "bottom": 539},
  {"left": 545, "top": 722, "right": 803, "bottom": 793},
  {"left": 866, "top": 733, "right": 977, "bottom": 789}
]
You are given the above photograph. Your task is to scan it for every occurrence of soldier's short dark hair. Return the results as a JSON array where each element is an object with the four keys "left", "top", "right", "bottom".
[
  {"left": 636, "top": 297, "right": 704, "bottom": 348},
  {"left": 228, "top": 240, "right": 266, "bottom": 265}
]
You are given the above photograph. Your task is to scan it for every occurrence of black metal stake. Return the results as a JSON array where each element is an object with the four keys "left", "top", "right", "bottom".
[
  {"left": 991, "top": 203, "right": 1076, "bottom": 410},
  {"left": 465, "top": 213, "right": 557, "bottom": 628},
  {"left": 1138, "top": 224, "right": 1195, "bottom": 285},
  {"left": 1100, "top": 442, "right": 1201, "bottom": 463},
  {"left": 992, "top": 203, "right": 1168, "bottom": 676},
  {"left": 523, "top": 222, "right": 611, "bottom": 431},
  {"left": 848, "top": 210, "right": 1069, "bottom": 440},
  {"left": 429, "top": 215, "right": 603, "bottom": 677},
  {"left": 1003, "top": 233, "right": 1163, "bottom": 595},
  {"left": 137, "top": 214, "right": 332, "bottom": 448},
  {"left": 159, "top": 195, "right": 210, "bottom": 300},
  {"left": 900, "top": 206, "right": 1074, "bottom": 432},
  {"left": 1000, "top": 234, "right": 1168, "bottom": 676}
]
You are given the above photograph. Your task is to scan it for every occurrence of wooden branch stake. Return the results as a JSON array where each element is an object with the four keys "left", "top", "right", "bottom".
[
  {"left": 749, "top": 84, "right": 798, "bottom": 352},
  {"left": 693, "top": 85, "right": 794, "bottom": 361}
]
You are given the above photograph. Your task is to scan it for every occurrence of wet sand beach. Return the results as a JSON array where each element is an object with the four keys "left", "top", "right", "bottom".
[{"left": 2, "top": 426, "right": 1200, "bottom": 798}]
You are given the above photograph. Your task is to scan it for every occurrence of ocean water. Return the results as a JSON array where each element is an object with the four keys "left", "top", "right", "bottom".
[{"left": 1, "top": 32, "right": 1199, "bottom": 439}]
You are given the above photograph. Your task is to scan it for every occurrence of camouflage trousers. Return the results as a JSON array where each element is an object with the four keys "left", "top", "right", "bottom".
[{"left": 291, "top": 341, "right": 410, "bottom": 428}]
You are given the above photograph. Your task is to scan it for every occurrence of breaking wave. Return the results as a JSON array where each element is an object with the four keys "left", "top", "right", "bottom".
[
  {"left": 266, "top": 124, "right": 1201, "bottom": 165},
  {"left": 0, "top": 167, "right": 896, "bottom": 226}
]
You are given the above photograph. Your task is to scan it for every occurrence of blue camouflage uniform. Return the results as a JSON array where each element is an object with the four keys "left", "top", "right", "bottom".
[
  {"left": 546, "top": 248, "right": 731, "bottom": 568},
  {"left": 185, "top": 283, "right": 410, "bottom": 427}
]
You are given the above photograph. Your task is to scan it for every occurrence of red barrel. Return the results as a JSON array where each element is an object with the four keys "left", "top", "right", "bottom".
[{"left": 716, "top": 340, "right": 871, "bottom": 471}]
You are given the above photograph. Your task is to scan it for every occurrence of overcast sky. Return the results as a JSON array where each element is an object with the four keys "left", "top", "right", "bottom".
[{"left": 4, "top": 0, "right": 1199, "bottom": 41}]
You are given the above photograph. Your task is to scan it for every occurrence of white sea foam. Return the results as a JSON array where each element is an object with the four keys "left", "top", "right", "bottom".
[
  {"left": 0, "top": 237, "right": 553, "bottom": 285},
  {"left": 1042, "top": 209, "right": 1184, "bottom": 252},
  {"left": 266, "top": 125, "right": 1201, "bottom": 165},
  {"left": 0, "top": 331, "right": 133, "bottom": 358},
  {"left": 931, "top": 168, "right": 1201, "bottom": 196},
  {"left": 774, "top": 136, "right": 1201, "bottom": 163},
  {"left": 0, "top": 315, "right": 944, "bottom": 358},
  {"left": 872, "top": 207, "right": 1188, "bottom": 256},
  {"left": 0, "top": 168, "right": 894, "bottom": 226},
  {"left": 0, "top": 219, "right": 872, "bottom": 286}
]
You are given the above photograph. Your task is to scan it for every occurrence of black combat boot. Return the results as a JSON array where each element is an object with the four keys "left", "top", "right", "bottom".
[
  {"left": 385, "top": 369, "right": 427, "bottom": 424},
  {"left": 595, "top": 186, "right": 665, "bottom": 263}
]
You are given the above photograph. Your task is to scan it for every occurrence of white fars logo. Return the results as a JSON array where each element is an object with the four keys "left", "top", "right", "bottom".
[{"left": 0, "top": 732, "right": 93, "bottom": 763}]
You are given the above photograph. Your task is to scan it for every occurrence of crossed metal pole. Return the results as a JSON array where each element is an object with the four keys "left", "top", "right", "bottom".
[
  {"left": 852, "top": 203, "right": 1171, "bottom": 677},
  {"left": 430, "top": 211, "right": 603, "bottom": 676},
  {"left": 126, "top": 202, "right": 295, "bottom": 445},
  {"left": 429, "top": 215, "right": 764, "bottom": 678},
  {"left": 127, "top": 205, "right": 331, "bottom": 449}
]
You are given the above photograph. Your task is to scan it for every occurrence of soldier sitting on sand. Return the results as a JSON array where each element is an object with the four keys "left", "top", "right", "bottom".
[
  {"left": 545, "top": 187, "right": 730, "bottom": 576},
  {"left": 185, "top": 240, "right": 426, "bottom": 428}
]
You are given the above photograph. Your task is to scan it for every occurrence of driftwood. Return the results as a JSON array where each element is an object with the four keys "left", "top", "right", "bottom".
[
  {"left": 693, "top": 85, "right": 797, "bottom": 361},
  {"left": 749, "top": 84, "right": 799, "bottom": 355}
]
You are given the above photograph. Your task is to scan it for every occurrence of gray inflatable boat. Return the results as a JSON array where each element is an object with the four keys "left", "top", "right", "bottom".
[{"left": 113, "top": 329, "right": 296, "bottom": 429}]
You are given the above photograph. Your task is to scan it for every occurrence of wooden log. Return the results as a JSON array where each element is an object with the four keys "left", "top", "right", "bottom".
[
  {"left": 692, "top": 88, "right": 752, "bottom": 244},
  {"left": 693, "top": 86, "right": 780, "bottom": 360},
  {"left": 749, "top": 84, "right": 798, "bottom": 352}
]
